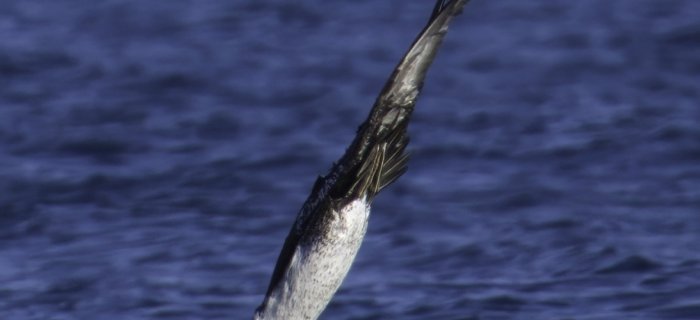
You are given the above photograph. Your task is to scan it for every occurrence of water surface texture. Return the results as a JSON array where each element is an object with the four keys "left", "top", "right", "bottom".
[{"left": 1, "top": 1, "right": 700, "bottom": 319}]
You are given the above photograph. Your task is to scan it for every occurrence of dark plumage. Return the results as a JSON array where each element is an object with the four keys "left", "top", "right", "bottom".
[{"left": 254, "top": 1, "right": 469, "bottom": 319}]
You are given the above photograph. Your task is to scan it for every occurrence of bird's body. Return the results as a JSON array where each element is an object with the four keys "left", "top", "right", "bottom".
[
  {"left": 255, "top": 198, "right": 369, "bottom": 319},
  {"left": 254, "top": 1, "right": 469, "bottom": 319}
]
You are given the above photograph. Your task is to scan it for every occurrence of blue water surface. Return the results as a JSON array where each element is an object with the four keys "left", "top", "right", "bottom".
[{"left": 1, "top": 1, "right": 699, "bottom": 319}]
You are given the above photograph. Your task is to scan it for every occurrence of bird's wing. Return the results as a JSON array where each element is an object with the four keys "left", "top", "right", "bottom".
[{"left": 328, "top": 0, "right": 470, "bottom": 203}]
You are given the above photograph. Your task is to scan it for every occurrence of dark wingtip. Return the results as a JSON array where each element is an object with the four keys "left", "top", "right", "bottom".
[
  {"left": 330, "top": 0, "right": 469, "bottom": 203},
  {"left": 375, "top": 0, "right": 469, "bottom": 109},
  {"left": 429, "top": 0, "right": 448, "bottom": 22}
]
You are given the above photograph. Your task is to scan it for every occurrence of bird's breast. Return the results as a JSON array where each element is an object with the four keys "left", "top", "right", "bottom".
[{"left": 259, "top": 198, "right": 371, "bottom": 320}]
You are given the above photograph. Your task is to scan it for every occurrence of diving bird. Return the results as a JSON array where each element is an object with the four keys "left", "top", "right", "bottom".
[{"left": 254, "top": 1, "right": 469, "bottom": 319}]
